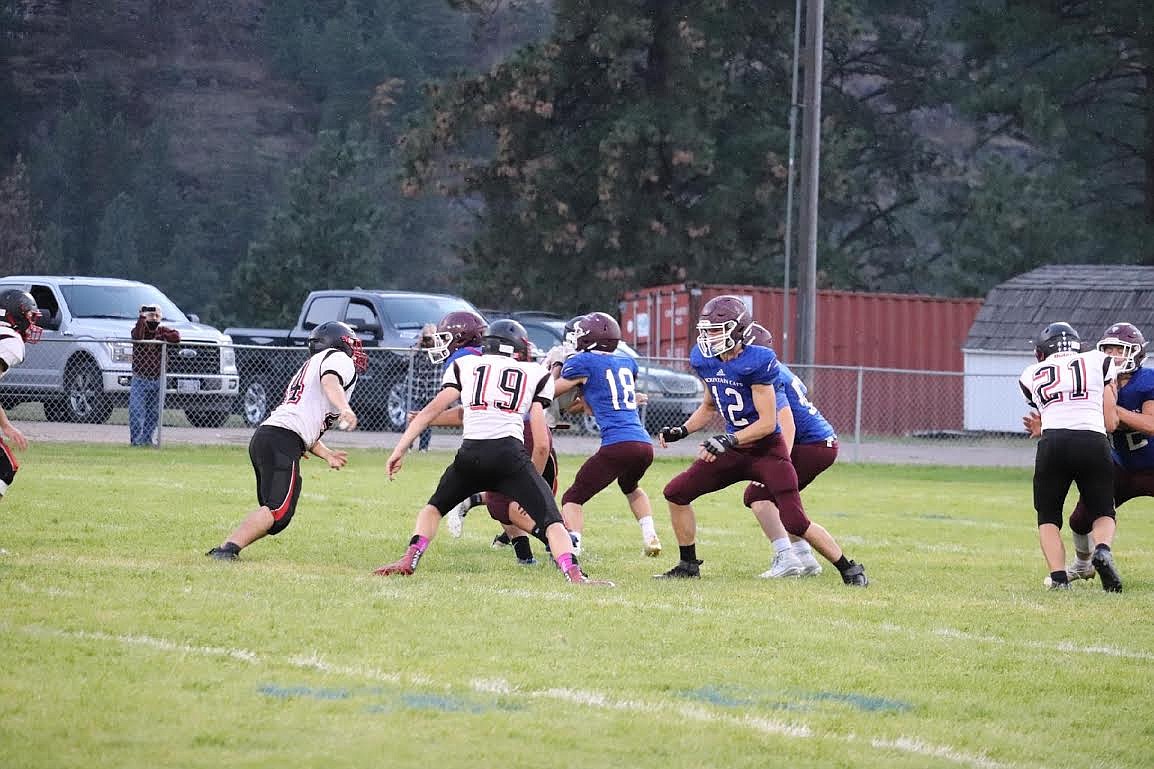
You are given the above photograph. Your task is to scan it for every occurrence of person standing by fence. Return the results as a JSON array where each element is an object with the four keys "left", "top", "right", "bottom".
[{"left": 129, "top": 304, "right": 180, "bottom": 446}]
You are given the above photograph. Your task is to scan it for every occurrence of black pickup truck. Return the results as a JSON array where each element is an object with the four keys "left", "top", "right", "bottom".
[{"left": 225, "top": 289, "right": 483, "bottom": 430}]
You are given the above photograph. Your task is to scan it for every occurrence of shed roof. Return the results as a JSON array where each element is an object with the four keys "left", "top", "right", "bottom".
[{"left": 965, "top": 265, "right": 1154, "bottom": 352}]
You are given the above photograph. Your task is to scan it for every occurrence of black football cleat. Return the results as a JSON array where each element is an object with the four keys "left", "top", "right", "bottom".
[
  {"left": 206, "top": 546, "right": 239, "bottom": 561},
  {"left": 1091, "top": 548, "right": 1123, "bottom": 593},
  {"left": 653, "top": 559, "right": 702, "bottom": 579},
  {"left": 841, "top": 561, "right": 868, "bottom": 586}
]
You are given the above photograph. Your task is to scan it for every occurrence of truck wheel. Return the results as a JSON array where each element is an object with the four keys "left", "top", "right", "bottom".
[
  {"left": 384, "top": 380, "right": 409, "bottom": 432},
  {"left": 238, "top": 377, "right": 273, "bottom": 427},
  {"left": 63, "top": 358, "right": 112, "bottom": 423},
  {"left": 185, "top": 410, "right": 229, "bottom": 428}
]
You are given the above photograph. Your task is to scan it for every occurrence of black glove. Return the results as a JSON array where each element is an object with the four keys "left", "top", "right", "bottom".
[
  {"left": 702, "top": 433, "right": 738, "bottom": 456},
  {"left": 660, "top": 425, "right": 689, "bottom": 443}
]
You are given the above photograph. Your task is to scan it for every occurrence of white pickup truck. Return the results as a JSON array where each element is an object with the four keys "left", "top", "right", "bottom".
[{"left": 0, "top": 275, "right": 239, "bottom": 426}]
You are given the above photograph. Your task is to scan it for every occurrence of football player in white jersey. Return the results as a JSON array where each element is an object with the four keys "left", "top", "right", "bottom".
[
  {"left": 206, "top": 321, "right": 366, "bottom": 560},
  {"left": 375, "top": 319, "right": 613, "bottom": 585},
  {"left": 1019, "top": 322, "right": 1120, "bottom": 589},
  {"left": 0, "top": 289, "right": 42, "bottom": 499}
]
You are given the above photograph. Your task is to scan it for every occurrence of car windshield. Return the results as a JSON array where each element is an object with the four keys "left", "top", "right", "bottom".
[
  {"left": 60, "top": 284, "right": 188, "bottom": 321},
  {"left": 381, "top": 295, "right": 478, "bottom": 330}
]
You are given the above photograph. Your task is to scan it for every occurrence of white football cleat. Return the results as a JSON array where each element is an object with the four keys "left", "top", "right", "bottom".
[
  {"left": 796, "top": 550, "right": 823, "bottom": 577},
  {"left": 758, "top": 549, "right": 804, "bottom": 579},
  {"left": 643, "top": 536, "right": 662, "bottom": 558}
]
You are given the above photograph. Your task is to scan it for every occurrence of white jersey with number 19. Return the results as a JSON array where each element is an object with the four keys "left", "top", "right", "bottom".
[
  {"left": 443, "top": 353, "right": 554, "bottom": 441},
  {"left": 1019, "top": 349, "right": 1117, "bottom": 433}
]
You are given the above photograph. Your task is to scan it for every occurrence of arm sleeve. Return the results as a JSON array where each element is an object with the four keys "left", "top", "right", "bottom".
[
  {"left": 319, "top": 350, "right": 356, "bottom": 387},
  {"left": 158, "top": 326, "right": 181, "bottom": 343},
  {"left": 532, "top": 370, "right": 555, "bottom": 407},
  {"left": 441, "top": 360, "right": 464, "bottom": 391},
  {"left": 1019, "top": 380, "right": 1036, "bottom": 408},
  {"left": 131, "top": 317, "right": 147, "bottom": 340},
  {"left": 560, "top": 354, "right": 588, "bottom": 381}
]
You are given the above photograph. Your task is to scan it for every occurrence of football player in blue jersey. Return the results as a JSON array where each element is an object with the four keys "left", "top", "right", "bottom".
[
  {"left": 553, "top": 311, "right": 663, "bottom": 557},
  {"left": 654, "top": 295, "right": 867, "bottom": 585},
  {"left": 739, "top": 322, "right": 851, "bottom": 579},
  {"left": 1053, "top": 322, "right": 1154, "bottom": 589}
]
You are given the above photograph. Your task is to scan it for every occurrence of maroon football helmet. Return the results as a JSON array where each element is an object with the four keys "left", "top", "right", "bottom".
[
  {"left": 573, "top": 311, "right": 621, "bottom": 352},
  {"left": 696, "top": 295, "right": 751, "bottom": 357},
  {"left": 743, "top": 322, "right": 774, "bottom": 349},
  {"left": 428, "top": 310, "right": 486, "bottom": 363},
  {"left": 0, "top": 289, "right": 42, "bottom": 344},
  {"left": 1098, "top": 322, "right": 1147, "bottom": 374}
]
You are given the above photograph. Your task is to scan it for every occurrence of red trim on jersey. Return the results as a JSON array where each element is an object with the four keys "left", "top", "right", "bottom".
[{"left": 269, "top": 459, "right": 299, "bottom": 521}]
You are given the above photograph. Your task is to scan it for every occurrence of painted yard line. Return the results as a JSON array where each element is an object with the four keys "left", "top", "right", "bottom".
[
  {"left": 6, "top": 622, "right": 1033, "bottom": 769},
  {"left": 932, "top": 627, "right": 1154, "bottom": 661}
]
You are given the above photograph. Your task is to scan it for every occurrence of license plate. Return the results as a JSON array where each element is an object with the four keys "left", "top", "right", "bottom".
[{"left": 177, "top": 379, "right": 200, "bottom": 393}]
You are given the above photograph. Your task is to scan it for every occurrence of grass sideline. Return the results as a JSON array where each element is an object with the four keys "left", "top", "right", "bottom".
[{"left": 2, "top": 441, "right": 1152, "bottom": 769}]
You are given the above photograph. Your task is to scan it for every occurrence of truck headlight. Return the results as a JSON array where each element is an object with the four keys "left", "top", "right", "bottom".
[
  {"left": 220, "top": 344, "right": 237, "bottom": 373},
  {"left": 109, "top": 342, "right": 134, "bottom": 363}
]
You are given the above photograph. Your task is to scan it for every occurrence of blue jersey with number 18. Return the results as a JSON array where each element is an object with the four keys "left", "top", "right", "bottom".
[
  {"left": 690, "top": 344, "right": 781, "bottom": 435},
  {"left": 561, "top": 351, "right": 651, "bottom": 446}
]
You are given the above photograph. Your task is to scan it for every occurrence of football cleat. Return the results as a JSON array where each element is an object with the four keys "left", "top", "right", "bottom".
[
  {"left": 1044, "top": 576, "right": 1072, "bottom": 590},
  {"left": 1091, "top": 548, "right": 1123, "bottom": 593},
  {"left": 643, "top": 536, "right": 663, "bottom": 558},
  {"left": 373, "top": 545, "right": 422, "bottom": 576},
  {"left": 564, "top": 565, "right": 615, "bottom": 586},
  {"left": 491, "top": 532, "right": 512, "bottom": 549},
  {"left": 840, "top": 561, "right": 868, "bottom": 587},
  {"left": 444, "top": 494, "right": 479, "bottom": 539},
  {"left": 653, "top": 559, "right": 702, "bottom": 579},
  {"left": 205, "top": 546, "right": 238, "bottom": 561},
  {"left": 796, "top": 550, "right": 824, "bottom": 577},
  {"left": 1065, "top": 559, "right": 1096, "bottom": 582},
  {"left": 758, "top": 549, "right": 804, "bottom": 579},
  {"left": 517, "top": 556, "right": 538, "bottom": 566}
]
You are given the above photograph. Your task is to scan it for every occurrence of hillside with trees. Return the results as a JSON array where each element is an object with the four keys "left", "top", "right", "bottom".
[{"left": 0, "top": 0, "right": 1150, "bottom": 325}]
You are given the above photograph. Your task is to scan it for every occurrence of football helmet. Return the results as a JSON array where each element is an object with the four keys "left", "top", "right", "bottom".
[
  {"left": 1097, "top": 322, "right": 1147, "bottom": 374},
  {"left": 696, "top": 295, "right": 751, "bottom": 357},
  {"left": 563, "top": 316, "right": 584, "bottom": 348},
  {"left": 483, "top": 319, "right": 531, "bottom": 360},
  {"left": 573, "top": 311, "right": 621, "bottom": 352},
  {"left": 308, "top": 321, "right": 368, "bottom": 372},
  {"left": 428, "top": 310, "right": 486, "bottom": 363},
  {"left": 0, "top": 289, "right": 42, "bottom": 344},
  {"left": 1033, "top": 322, "right": 1080, "bottom": 362},
  {"left": 743, "top": 322, "right": 774, "bottom": 349}
]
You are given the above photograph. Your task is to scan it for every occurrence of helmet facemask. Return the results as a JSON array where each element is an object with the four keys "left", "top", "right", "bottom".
[{"left": 696, "top": 319, "right": 739, "bottom": 358}]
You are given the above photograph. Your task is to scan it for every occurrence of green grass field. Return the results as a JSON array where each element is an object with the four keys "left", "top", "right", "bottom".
[{"left": 2, "top": 442, "right": 1152, "bottom": 769}]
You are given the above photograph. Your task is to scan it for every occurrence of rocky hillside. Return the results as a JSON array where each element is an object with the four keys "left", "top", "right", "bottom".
[{"left": 8, "top": 0, "right": 314, "bottom": 184}]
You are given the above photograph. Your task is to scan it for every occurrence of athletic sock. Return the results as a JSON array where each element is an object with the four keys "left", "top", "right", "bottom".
[
  {"left": 1050, "top": 570, "right": 1069, "bottom": 586},
  {"left": 679, "top": 544, "right": 697, "bottom": 563},
  {"left": 833, "top": 555, "right": 852, "bottom": 573},
  {"left": 409, "top": 534, "right": 430, "bottom": 552},
  {"left": 792, "top": 539, "right": 814, "bottom": 555},
  {"left": 638, "top": 515, "right": 657, "bottom": 540},
  {"left": 512, "top": 536, "right": 534, "bottom": 561},
  {"left": 771, "top": 537, "right": 791, "bottom": 554}
]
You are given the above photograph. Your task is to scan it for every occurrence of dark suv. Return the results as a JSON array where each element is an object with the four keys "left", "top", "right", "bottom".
[{"left": 483, "top": 311, "right": 703, "bottom": 435}]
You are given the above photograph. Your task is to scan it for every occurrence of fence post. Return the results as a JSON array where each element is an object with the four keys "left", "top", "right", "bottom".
[
  {"left": 853, "top": 365, "right": 863, "bottom": 462},
  {"left": 157, "top": 341, "right": 168, "bottom": 448}
]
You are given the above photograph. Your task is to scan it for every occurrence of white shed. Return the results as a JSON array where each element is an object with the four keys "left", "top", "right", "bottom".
[{"left": 963, "top": 264, "right": 1154, "bottom": 432}]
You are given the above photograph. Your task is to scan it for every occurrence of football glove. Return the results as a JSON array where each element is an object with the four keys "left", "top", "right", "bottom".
[
  {"left": 660, "top": 425, "right": 689, "bottom": 443},
  {"left": 702, "top": 433, "right": 738, "bottom": 456}
]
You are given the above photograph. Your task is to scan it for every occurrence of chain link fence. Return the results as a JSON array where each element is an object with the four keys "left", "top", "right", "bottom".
[{"left": 2, "top": 339, "right": 1034, "bottom": 462}]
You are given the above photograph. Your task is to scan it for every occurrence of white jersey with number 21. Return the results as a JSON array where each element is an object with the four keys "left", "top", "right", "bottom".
[{"left": 1019, "top": 349, "right": 1117, "bottom": 433}]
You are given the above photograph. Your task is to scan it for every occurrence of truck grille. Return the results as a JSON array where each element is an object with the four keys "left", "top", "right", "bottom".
[{"left": 166, "top": 344, "right": 220, "bottom": 374}]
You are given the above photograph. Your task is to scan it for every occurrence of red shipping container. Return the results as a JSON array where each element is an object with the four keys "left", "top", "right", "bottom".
[{"left": 618, "top": 284, "right": 983, "bottom": 435}]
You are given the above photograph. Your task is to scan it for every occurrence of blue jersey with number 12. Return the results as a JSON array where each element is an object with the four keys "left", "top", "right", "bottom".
[
  {"left": 1111, "top": 366, "right": 1154, "bottom": 470},
  {"left": 690, "top": 344, "right": 781, "bottom": 435},
  {"left": 561, "top": 351, "right": 650, "bottom": 446}
]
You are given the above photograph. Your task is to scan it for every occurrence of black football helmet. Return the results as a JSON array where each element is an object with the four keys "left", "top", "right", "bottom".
[
  {"left": 573, "top": 311, "right": 621, "bottom": 352},
  {"left": 1034, "top": 322, "right": 1080, "bottom": 362},
  {"left": 482, "top": 319, "right": 531, "bottom": 360},
  {"left": 0, "top": 289, "right": 42, "bottom": 344},
  {"left": 1098, "top": 322, "right": 1147, "bottom": 374},
  {"left": 743, "top": 322, "right": 774, "bottom": 349},
  {"left": 428, "top": 310, "right": 486, "bottom": 363},
  {"left": 696, "top": 295, "right": 751, "bottom": 357},
  {"left": 308, "top": 320, "right": 368, "bottom": 372}
]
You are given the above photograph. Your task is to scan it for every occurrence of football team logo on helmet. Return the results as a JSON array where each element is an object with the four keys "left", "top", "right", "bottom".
[
  {"left": 696, "top": 295, "right": 751, "bottom": 358},
  {"left": 428, "top": 310, "right": 486, "bottom": 363},
  {"left": 743, "top": 322, "right": 774, "bottom": 349},
  {"left": 1033, "top": 321, "right": 1080, "bottom": 362},
  {"left": 1097, "top": 322, "right": 1147, "bottom": 374},
  {"left": 483, "top": 319, "right": 531, "bottom": 360},
  {"left": 308, "top": 320, "right": 368, "bottom": 372},
  {"left": 0, "top": 289, "right": 43, "bottom": 344},
  {"left": 573, "top": 311, "right": 621, "bottom": 353}
]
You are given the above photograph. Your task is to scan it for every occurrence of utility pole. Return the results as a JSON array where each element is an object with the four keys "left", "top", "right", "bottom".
[
  {"left": 795, "top": 0, "right": 824, "bottom": 367},
  {"left": 781, "top": 0, "right": 803, "bottom": 361}
]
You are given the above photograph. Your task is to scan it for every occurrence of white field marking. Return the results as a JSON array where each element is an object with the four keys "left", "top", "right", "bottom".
[
  {"left": 932, "top": 628, "right": 1154, "bottom": 662},
  {"left": 12, "top": 582, "right": 78, "bottom": 598},
  {"left": 41, "top": 473, "right": 197, "bottom": 491},
  {"left": 8, "top": 622, "right": 1040, "bottom": 769}
]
